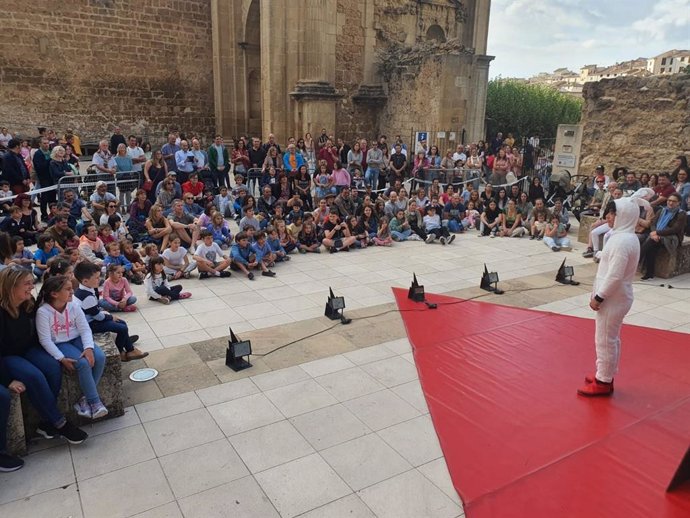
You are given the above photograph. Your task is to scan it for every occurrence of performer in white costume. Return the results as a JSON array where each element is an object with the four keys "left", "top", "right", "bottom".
[{"left": 578, "top": 197, "right": 641, "bottom": 397}]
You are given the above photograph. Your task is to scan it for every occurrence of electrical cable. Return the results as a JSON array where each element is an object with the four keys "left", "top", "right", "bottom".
[{"left": 253, "top": 283, "right": 572, "bottom": 358}]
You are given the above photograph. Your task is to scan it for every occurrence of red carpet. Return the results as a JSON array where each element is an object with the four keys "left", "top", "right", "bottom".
[{"left": 393, "top": 288, "right": 690, "bottom": 518}]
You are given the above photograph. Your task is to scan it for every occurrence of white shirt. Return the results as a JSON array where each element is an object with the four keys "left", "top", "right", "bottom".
[
  {"left": 194, "top": 242, "right": 225, "bottom": 263},
  {"left": 452, "top": 152, "right": 467, "bottom": 163},
  {"left": 0, "top": 132, "right": 12, "bottom": 148},
  {"left": 175, "top": 150, "right": 195, "bottom": 173},
  {"left": 162, "top": 246, "right": 189, "bottom": 267},
  {"left": 36, "top": 301, "right": 95, "bottom": 360},
  {"left": 192, "top": 149, "right": 207, "bottom": 169},
  {"left": 127, "top": 145, "right": 145, "bottom": 172}
]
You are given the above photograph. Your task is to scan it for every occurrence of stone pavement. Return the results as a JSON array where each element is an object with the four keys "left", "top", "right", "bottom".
[{"left": 2, "top": 217, "right": 690, "bottom": 517}]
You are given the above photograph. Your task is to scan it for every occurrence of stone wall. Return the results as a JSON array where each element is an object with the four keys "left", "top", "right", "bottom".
[
  {"left": 580, "top": 76, "right": 690, "bottom": 175},
  {"left": 0, "top": 0, "right": 215, "bottom": 144}
]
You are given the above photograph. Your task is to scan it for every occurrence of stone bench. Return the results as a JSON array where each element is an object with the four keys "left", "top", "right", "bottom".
[
  {"left": 7, "top": 333, "right": 124, "bottom": 456},
  {"left": 655, "top": 240, "right": 690, "bottom": 279},
  {"left": 577, "top": 215, "right": 599, "bottom": 244}
]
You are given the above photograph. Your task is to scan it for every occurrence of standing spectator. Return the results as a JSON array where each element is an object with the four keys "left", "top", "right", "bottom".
[
  {"left": 365, "top": 142, "right": 383, "bottom": 188},
  {"left": 337, "top": 138, "right": 351, "bottom": 166},
  {"left": 190, "top": 138, "right": 210, "bottom": 186},
  {"left": 2, "top": 139, "right": 30, "bottom": 194},
  {"left": 32, "top": 137, "right": 53, "bottom": 220},
  {"left": 49, "top": 146, "right": 73, "bottom": 186},
  {"left": 126, "top": 135, "right": 146, "bottom": 179},
  {"left": 282, "top": 143, "right": 305, "bottom": 176},
  {"left": 491, "top": 148, "right": 510, "bottom": 185},
  {"left": 109, "top": 127, "right": 127, "bottom": 154},
  {"left": 174, "top": 140, "right": 195, "bottom": 184},
  {"left": 261, "top": 134, "right": 282, "bottom": 155},
  {"left": 347, "top": 141, "right": 364, "bottom": 176},
  {"left": 92, "top": 139, "right": 116, "bottom": 179},
  {"left": 318, "top": 139, "right": 339, "bottom": 171},
  {"left": 388, "top": 144, "right": 407, "bottom": 186},
  {"left": 161, "top": 133, "right": 180, "bottom": 174},
  {"left": 143, "top": 149, "right": 168, "bottom": 203},
  {"left": 114, "top": 143, "right": 135, "bottom": 208},
  {"left": 208, "top": 135, "right": 229, "bottom": 189},
  {"left": 0, "top": 127, "right": 12, "bottom": 150},
  {"left": 64, "top": 128, "right": 82, "bottom": 156},
  {"left": 247, "top": 137, "right": 266, "bottom": 174}
]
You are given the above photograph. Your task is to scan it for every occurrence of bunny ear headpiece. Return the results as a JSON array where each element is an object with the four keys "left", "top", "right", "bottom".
[{"left": 630, "top": 187, "right": 654, "bottom": 211}]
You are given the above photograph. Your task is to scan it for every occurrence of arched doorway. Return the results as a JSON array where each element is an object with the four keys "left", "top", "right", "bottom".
[
  {"left": 245, "top": 0, "right": 262, "bottom": 138},
  {"left": 426, "top": 24, "right": 446, "bottom": 43}
]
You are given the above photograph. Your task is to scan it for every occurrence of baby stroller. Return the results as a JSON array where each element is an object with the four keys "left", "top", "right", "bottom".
[{"left": 546, "top": 169, "right": 573, "bottom": 208}]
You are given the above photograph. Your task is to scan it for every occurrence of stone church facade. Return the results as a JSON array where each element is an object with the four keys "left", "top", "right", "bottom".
[
  {"left": 214, "top": 0, "right": 492, "bottom": 143},
  {"left": 0, "top": 0, "right": 491, "bottom": 144}
]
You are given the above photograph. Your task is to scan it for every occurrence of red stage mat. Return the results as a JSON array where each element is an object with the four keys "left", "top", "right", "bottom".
[{"left": 393, "top": 288, "right": 690, "bottom": 518}]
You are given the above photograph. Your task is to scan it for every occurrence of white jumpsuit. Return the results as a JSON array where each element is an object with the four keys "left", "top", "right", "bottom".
[{"left": 591, "top": 198, "right": 641, "bottom": 383}]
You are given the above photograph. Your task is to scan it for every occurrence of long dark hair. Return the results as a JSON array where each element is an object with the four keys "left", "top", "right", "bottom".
[{"left": 37, "top": 274, "right": 70, "bottom": 308}]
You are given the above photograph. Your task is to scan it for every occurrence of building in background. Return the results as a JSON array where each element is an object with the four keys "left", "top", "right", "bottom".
[{"left": 646, "top": 50, "right": 690, "bottom": 75}]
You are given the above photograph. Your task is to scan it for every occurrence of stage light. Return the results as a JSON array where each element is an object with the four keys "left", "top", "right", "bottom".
[
  {"left": 226, "top": 327, "right": 252, "bottom": 371},
  {"left": 325, "top": 288, "right": 352, "bottom": 324},
  {"left": 556, "top": 259, "right": 580, "bottom": 286},
  {"left": 408, "top": 273, "right": 437, "bottom": 308},
  {"left": 480, "top": 264, "right": 504, "bottom": 295}
]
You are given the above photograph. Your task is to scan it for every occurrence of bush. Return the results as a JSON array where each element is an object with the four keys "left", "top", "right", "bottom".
[{"left": 486, "top": 79, "right": 583, "bottom": 140}]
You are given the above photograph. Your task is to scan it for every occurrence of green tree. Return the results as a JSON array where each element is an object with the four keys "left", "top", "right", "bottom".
[{"left": 485, "top": 79, "right": 583, "bottom": 140}]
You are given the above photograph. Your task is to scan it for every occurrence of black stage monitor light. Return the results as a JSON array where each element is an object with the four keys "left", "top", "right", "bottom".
[
  {"left": 325, "top": 288, "right": 352, "bottom": 324},
  {"left": 556, "top": 259, "right": 580, "bottom": 286},
  {"left": 226, "top": 327, "right": 252, "bottom": 371},
  {"left": 408, "top": 273, "right": 426, "bottom": 302},
  {"left": 480, "top": 264, "right": 504, "bottom": 295}
]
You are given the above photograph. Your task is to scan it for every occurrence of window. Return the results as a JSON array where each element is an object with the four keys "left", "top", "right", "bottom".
[{"left": 661, "top": 58, "right": 667, "bottom": 65}]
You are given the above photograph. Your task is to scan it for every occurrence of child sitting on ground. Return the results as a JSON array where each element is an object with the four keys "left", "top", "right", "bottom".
[
  {"left": 98, "top": 224, "right": 116, "bottom": 246},
  {"left": 423, "top": 205, "right": 455, "bottom": 245},
  {"left": 231, "top": 231, "right": 275, "bottom": 280},
  {"left": 297, "top": 221, "right": 321, "bottom": 253},
  {"left": 193, "top": 229, "right": 232, "bottom": 279},
  {"left": 145, "top": 257, "right": 192, "bottom": 304},
  {"left": 108, "top": 214, "right": 129, "bottom": 242},
  {"left": 275, "top": 219, "right": 297, "bottom": 254},
  {"left": 206, "top": 212, "right": 232, "bottom": 249},
  {"left": 36, "top": 275, "right": 108, "bottom": 419},
  {"left": 373, "top": 216, "right": 393, "bottom": 246},
  {"left": 104, "top": 241, "right": 144, "bottom": 284},
  {"left": 121, "top": 239, "right": 146, "bottom": 278},
  {"left": 74, "top": 261, "right": 147, "bottom": 362},
  {"left": 239, "top": 206, "right": 261, "bottom": 232},
  {"left": 33, "top": 234, "right": 60, "bottom": 279},
  {"left": 141, "top": 242, "right": 159, "bottom": 268},
  {"left": 267, "top": 226, "right": 290, "bottom": 262},
  {"left": 100, "top": 264, "right": 137, "bottom": 312},
  {"left": 251, "top": 231, "right": 277, "bottom": 268},
  {"left": 214, "top": 185, "right": 236, "bottom": 218},
  {"left": 543, "top": 214, "right": 572, "bottom": 252},
  {"left": 287, "top": 216, "right": 302, "bottom": 242},
  {"left": 162, "top": 235, "right": 197, "bottom": 280},
  {"left": 10, "top": 236, "right": 34, "bottom": 271},
  {"left": 530, "top": 211, "right": 547, "bottom": 240}
]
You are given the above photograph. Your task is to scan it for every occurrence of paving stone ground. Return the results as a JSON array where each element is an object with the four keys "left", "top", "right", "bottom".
[{"left": 2, "top": 215, "right": 689, "bottom": 518}]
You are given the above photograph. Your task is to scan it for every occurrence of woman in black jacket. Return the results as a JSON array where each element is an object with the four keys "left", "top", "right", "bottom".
[{"left": 0, "top": 268, "right": 87, "bottom": 446}]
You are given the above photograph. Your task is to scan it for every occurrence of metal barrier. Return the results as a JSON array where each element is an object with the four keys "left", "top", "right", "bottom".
[
  {"left": 246, "top": 167, "right": 263, "bottom": 197},
  {"left": 412, "top": 168, "right": 482, "bottom": 188},
  {"left": 57, "top": 171, "right": 141, "bottom": 209}
]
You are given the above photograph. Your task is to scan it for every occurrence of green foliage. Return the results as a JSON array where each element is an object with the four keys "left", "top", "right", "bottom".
[
  {"left": 485, "top": 79, "right": 583, "bottom": 140},
  {"left": 683, "top": 65, "right": 690, "bottom": 74}
]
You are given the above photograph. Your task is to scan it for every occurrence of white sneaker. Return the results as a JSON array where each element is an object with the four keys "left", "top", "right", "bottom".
[
  {"left": 90, "top": 401, "right": 109, "bottom": 420},
  {"left": 73, "top": 397, "right": 91, "bottom": 419},
  {"left": 425, "top": 234, "right": 435, "bottom": 244},
  {"left": 447, "top": 234, "right": 456, "bottom": 244}
]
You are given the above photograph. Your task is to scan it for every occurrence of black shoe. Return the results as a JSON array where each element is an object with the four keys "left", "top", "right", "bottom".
[
  {"left": 0, "top": 453, "right": 24, "bottom": 472},
  {"left": 530, "top": 235, "right": 536, "bottom": 240},
  {"left": 36, "top": 421, "right": 59, "bottom": 439},
  {"left": 58, "top": 422, "right": 88, "bottom": 445},
  {"left": 130, "top": 334, "right": 139, "bottom": 345},
  {"left": 641, "top": 275, "right": 654, "bottom": 280},
  {"left": 262, "top": 270, "right": 276, "bottom": 277},
  {"left": 219, "top": 270, "right": 231, "bottom": 278},
  {"left": 247, "top": 272, "right": 255, "bottom": 280},
  {"left": 329, "top": 246, "right": 337, "bottom": 254},
  {"left": 199, "top": 272, "right": 210, "bottom": 279}
]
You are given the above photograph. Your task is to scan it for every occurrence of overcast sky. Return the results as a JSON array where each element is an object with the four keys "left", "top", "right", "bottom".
[{"left": 487, "top": 0, "right": 690, "bottom": 78}]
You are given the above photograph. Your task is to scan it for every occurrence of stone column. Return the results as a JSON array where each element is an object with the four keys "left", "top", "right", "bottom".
[
  {"left": 290, "top": 0, "right": 340, "bottom": 137},
  {"left": 353, "top": 0, "right": 387, "bottom": 108},
  {"left": 466, "top": 54, "right": 494, "bottom": 142}
]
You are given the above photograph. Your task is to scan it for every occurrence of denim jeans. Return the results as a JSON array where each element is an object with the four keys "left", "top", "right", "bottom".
[
  {"left": 365, "top": 167, "right": 380, "bottom": 188},
  {"left": 446, "top": 219, "right": 462, "bottom": 233},
  {"left": 90, "top": 318, "right": 134, "bottom": 353},
  {"left": 99, "top": 296, "right": 137, "bottom": 312},
  {"left": 0, "top": 384, "right": 9, "bottom": 451},
  {"left": 56, "top": 337, "right": 106, "bottom": 404},
  {"left": 2, "top": 348, "right": 64, "bottom": 427},
  {"left": 543, "top": 236, "right": 571, "bottom": 249},
  {"left": 391, "top": 229, "right": 412, "bottom": 241}
]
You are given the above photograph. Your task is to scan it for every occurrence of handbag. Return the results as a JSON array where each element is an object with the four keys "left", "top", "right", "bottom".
[{"left": 143, "top": 180, "right": 154, "bottom": 192}]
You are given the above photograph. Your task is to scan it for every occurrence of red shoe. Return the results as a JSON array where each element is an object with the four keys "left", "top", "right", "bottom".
[
  {"left": 584, "top": 374, "right": 614, "bottom": 392},
  {"left": 577, "top": 378, "right": 614, "bottom": 397}
]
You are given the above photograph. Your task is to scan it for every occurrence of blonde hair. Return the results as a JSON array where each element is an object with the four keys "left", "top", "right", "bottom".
[
  {"left": 0, "top": 268, "right": 35, "bottom": 319},
  {"left": 50, "top": 145, "right": 65, "bottom": 160}
]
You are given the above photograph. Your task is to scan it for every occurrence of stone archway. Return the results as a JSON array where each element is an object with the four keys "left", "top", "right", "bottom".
[
  {"left": 245, "top": 0, "right": 262, "bottom": 138},
  {"left": 426, "top": 24, "right": 446, "bottom": 43}
]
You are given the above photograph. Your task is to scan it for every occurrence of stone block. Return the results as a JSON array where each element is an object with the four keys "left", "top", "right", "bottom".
[
  {"left": 578, "top": 215, "right": 599, "bottom": 244},
  {"left": 9, "top": 333, "right": 123, "bottom": 456},
  {"left": 656, "top": 241, "right": 690, "bottom": 279}
]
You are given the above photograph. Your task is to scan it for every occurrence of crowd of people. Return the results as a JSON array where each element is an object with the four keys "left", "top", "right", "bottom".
[{"left": 0, "top": 125, "right": 688, "bottom": 471}]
